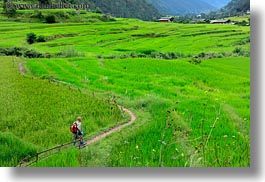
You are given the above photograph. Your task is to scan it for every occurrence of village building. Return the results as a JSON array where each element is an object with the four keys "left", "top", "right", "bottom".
[
  {"left": 210, "top": 19, "right": 231, "bottom": 24},
  {"left": 158, "top": 17, "right": 174, "bottom": 22}
]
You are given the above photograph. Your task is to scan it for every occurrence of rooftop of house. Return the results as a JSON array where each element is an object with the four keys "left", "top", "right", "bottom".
[{"left": 210, "top": 19, "right": 231, "bottom": 23}]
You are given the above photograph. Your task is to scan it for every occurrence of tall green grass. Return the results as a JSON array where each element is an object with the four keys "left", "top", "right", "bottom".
[
  {"left": 0, "top": 132, "right": 38, "bottom": 166},
  {"left": 26, "top": 57, "right": 249, "bottom": 167},
  {"left": 0, "top": 56, "right": 125, "bottom": 166},
  {"left": 33, "top": 148, "right": 80, "bottom": 167}
]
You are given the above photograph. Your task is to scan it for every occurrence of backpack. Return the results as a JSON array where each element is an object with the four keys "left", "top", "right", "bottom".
[{"left": 70, "top": 122, "right": 78, "bottom": 133}]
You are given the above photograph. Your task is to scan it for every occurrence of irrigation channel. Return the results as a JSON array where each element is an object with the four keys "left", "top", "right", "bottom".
[{"left": 16, "top": 106, "right": 136, "bottom": 167}]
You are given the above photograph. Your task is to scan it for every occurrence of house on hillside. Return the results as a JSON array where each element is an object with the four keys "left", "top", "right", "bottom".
[
  {"left": 158, "top": 17, "right": 174, "bottom": 22},
  {"left": 210, "top": 19, "right": 231, "bottom": 24}
]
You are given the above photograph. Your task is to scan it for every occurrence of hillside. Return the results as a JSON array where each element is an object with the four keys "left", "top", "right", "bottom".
[
  {"left": 0, "top": 55, "right": 125, "bottom": 166},
  {"left": 146, "top": 0, "right": 217, "bottom": 16},
  {"left": 207, "top": 0, "right": 250, "bottom": 18},
  {"left": 78, "top": 0, "right": 161, "bottom": 21},
  {"left": 220, "top": 0, "right": 250, "bottom": 16},
  {"left": 201, "top": 0, "right": 231, "bottom": 9}
]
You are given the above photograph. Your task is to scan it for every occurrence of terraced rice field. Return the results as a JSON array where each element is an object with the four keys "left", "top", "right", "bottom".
[{"left": 0, "top": 10, "right": 250, "bottom": 167}]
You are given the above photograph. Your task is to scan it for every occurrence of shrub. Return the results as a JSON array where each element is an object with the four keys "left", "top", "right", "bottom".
[
  {"left": 45, "top": 15, "right": 56, "bottom": 23},
  {"left": 233, "top": 47, "right": 249, "bottom": 56},
  {"left": 167, "top": 52, "right": 178, "bottom": 59},
  {"left": 235, "top": 20, "right": 249, "bottom": 26},
  {"left": 0, "top": 47, "right": 24, "bottom": 57},
  {"left": 207, "top": 52, "right": 217, "bottom": 59},
  {"left": 234, "top": 36, "right": 250, "bottom": 46},
  {"left": 198, "top": 52, "right": 206, "bottom": 58},
  {"left": 130, "top": 52, "right": 137, "bottom": 58},
  {"left": 30, "top": 10, "right": 44, "bottom": 20},
  {"left": 27, "top": 33, "right": 46, "bottom": 44},
  {"left": 24, "top": 49, "right": 44, "bottom": 58},
  {"left": 36, "top": 35, "right": 46, "bottom": 42},
  {"left": 189, "top": 57, "right": 202, "bottom": 65},
  {"left": 0, "top": 47, "right": 46, "bottom": 58},
  {"left": 26, "top": 33, "right": 37, "bottom": 44}
]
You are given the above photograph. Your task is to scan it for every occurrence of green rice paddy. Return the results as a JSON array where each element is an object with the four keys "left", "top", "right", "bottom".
[{"left": 0, "top": 9, "right": 250, "bottom": 167}]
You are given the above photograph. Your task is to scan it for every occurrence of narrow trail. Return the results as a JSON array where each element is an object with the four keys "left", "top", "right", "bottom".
[
  {"left": 18, "top": 62, "right": 25, "bottom": 75},
  {"left": 85, "top": 106, "right": 136, "bottom": 145},
  {"left": 16, "top": 62, "right": 137, "bottom": 167},
  {"left": 17, "top": 106, "right": 136, "bottom": 167}
]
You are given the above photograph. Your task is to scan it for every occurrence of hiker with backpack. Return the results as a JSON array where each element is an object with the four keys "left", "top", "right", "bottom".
[{"left": 71, "top": 116, "right": 86, "bottom": 146}]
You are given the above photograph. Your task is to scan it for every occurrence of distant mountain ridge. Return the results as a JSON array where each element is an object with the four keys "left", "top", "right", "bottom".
[
  {"left": 146, "top": 0, "right": 220, "bottom": 16},
  {"left": 209, "top": 0, "right": 250, "bottom": 18},
  {"left": 221, "top": 0, "right": 250, "bottom": 15},
  {"left": 201, "top": 0, "right": 231, "bottom": 9}
]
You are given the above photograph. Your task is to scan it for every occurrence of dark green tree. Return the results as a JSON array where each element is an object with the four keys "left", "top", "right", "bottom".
[
  {"left": 45, "top": 14, "right": 56, "bottom": 23},
  {"left": 26, "top": 33, "right": 37, "bottom": 44}
]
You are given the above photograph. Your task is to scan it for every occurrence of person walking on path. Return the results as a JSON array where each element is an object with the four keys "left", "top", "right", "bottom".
[{"left": 72, "top": 116, "right": 86, "bottom": 146}]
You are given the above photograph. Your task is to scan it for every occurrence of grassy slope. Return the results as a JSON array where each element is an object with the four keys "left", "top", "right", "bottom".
[
  {"left": 0, "top": 10, "right": 250, "bottom": 167},
  {"left": 0, "top": 131, "right": 38, "bottom": 166},
  {"left": 225, "top": 15, "right": 250, "bottom": 22},
  {"left": 0, "top": 56, "right": 125, "bottom": 166}
]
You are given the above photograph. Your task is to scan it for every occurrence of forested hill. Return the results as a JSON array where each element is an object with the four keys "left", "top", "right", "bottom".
[
  {"left": 209, "top": 0, "right": 250, "bottom": 18},
  {"left": 220, "top": 0, "right": 250, "bottom": 16},
  {"left": 81, "top": 0, "right": 161, "bottom": 21},
  {"left": 146, "top": 0, "right": 217, "bottom": 16}
]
